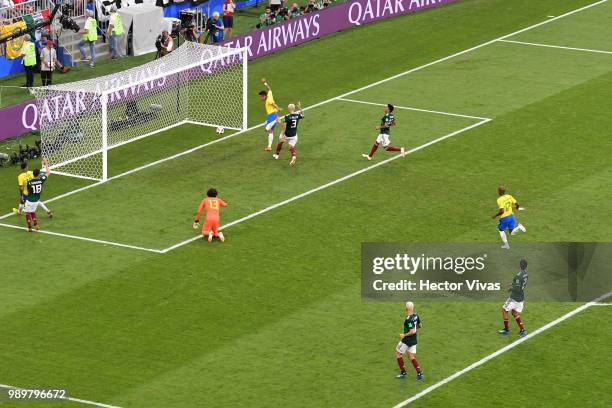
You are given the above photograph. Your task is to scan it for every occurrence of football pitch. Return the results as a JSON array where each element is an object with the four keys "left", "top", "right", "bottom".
[{"left": 1, "top": 0, "right": 611, "bottom": 407}]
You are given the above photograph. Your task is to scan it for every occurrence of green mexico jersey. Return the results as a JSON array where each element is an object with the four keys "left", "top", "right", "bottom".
[
  {"left": 380, "top": 113, "right": 394, "bottom": 134},
  {"left": 284, "top": 112, "right": 304, "bottom": 137},
  {"left": 26, "top": 175, "right": 47, "bottom": 202},
  {"left": 510, "top": 270, "right": 528, "bottom": 302},
  {"left": 401, "top": 313, "right": 421, "bottom": 347}
]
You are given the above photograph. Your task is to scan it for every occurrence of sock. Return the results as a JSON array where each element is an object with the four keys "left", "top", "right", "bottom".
[
  {"left": 275, "top": 141, "right": 284, "bottom": 155},
  {"left": 267, "top": 133, "right": 274, "bottom": 148},
  {"left": 411, "top": 358, "right": 422, "bottom": 374},
  {"left": 25, "top": 213, "right": 32, "bottom": 230},
  {"left": 503, "top": 319, "right": 509, "bottom": 330},
  {"left": 515, "top": 316, "right": 525, "bottom": 331},
  {"left": 397, "top": 357, "right": 406, "bottom": 374},
  {"left": 290, "top": 146, "right": 296, "bottom": 157},
  {"left": 39, "top": 201, "right": 50, "bottom": 212},
  {"left": 385, "top": 146, "right": 401, "bottom": 152},
  {"left": 499, "top": 230, "right": 508, "bottom": 245},
  {"left": 368, "top": 143, "right": 379, "bottom": 157}
]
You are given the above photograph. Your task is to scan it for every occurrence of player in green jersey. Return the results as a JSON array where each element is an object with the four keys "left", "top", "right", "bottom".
[
  {"left": 273, "top": 102, "right": 304, "bottom": 166},
  {"left": 395, "top": 301, "right": 424, "bottom": 381},
  {"left": 24, "top": 159, "right": 51, "bottom": 232},
  {"left": 362, "top": 104, "right": 405, "bottom": 160},
  {"left": 498, "top": 259, "right": 528, "bottom": 337}
]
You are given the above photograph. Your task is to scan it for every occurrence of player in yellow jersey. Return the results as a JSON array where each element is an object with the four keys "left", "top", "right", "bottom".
[
  {"left": 492, "top": 186, "right": 525, "bottom": 249},
  {"left": 258, "top": 78, "right": 282, "bottom": 151},
  {"left": 12, "top": 161, "right": 52, "bottom": 217}
]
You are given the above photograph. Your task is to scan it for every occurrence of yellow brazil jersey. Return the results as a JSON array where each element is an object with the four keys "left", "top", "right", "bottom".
[
  {"left": 18, "top": 171, "right": 34, "bottom": 195},
  {"left": 497, "top": 194, "right": 516, "bottom": 218},
  {"left": 265, "top": 90, "right": 278, "bottom": 115}
]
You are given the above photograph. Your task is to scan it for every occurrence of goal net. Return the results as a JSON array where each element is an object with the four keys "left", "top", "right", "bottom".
[{"left": 31, "top": 42, "right": 248, "bottom": 181}]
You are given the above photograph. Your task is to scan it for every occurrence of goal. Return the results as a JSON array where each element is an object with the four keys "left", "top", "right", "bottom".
[{"left": 31, "top": 42, "right": 248, "bottom": 182}]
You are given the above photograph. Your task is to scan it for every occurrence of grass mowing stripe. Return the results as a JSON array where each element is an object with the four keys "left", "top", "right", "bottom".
[
  {"left": 160, "top": 119, "right": 491, "bottom": 253},
  {"left": 0, "top": 0, "right": 606, "bottom": 222},
  {"left": 392, "top": 290, "right": 612, "bottom": 407},
  {"left": 337, "top": 98, "right": 492, "bottom": 121},
  {"left": 336, "top": 0, "right": 609, "bottom": 100},
  {"left": 498, "top": 39, "right": 612, "bottom": 55},
  {"left": 0, "top": 223, "right": 163, "bottom": 254},
  {"left": 0, "top": 383, "right": 122, "bottom": 408}
]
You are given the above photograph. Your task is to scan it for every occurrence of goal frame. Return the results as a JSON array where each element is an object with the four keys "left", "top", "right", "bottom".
[{"left": 47, "top": 47, "right": 249, "bottom": 182}]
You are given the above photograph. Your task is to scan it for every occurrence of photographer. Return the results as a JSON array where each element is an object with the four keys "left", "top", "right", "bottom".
[
  {"left": 158, "top": 30, "right": 173, "bottom": 57},
  {"left": 203, "top": 12, "right": 224, "bottom": 44}
]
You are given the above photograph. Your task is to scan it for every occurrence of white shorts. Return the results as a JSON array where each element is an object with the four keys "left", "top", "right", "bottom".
[
  {"left": 396, "top": 341, "right": 416, "bottom": 355},
  {"left": 503, "top": 298, "right": 524, "bottom": 313},
  {"left": 24, "top": 200, "right": 40, "bottom": 213},
  {"left": 376, "top": 133, "right": 390, "bottom": 147},
  {"left": 285, "top": 135, "right": 298, "bottom": 147}
]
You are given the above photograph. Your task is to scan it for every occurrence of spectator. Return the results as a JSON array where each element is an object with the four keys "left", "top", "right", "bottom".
[
  {"left": 258, "top": 7, "right": 275, "bottom": 28},
  {"left": 222, "top": 0, "right": 235, "bottom": 39},
  {"left": 321, "top": 0, "right": 331, "bottom": 7},
  {"left": 107, "top": 5, "right": 124, "bottom": 59},
  {"left": 1, "top": 0, "right": 16, "bottom": 20},
  {"left": 290, "top": 3, "right": 300, "bottom": 18},
  {"left": 159, "top": 30, "right": 173, "bottom": 57},
  {"left": 269, "top": 0, "right": 281, "bottom": 13},
  {"left": 305, "top": 0, "right": 318, "bottom": 13},
  {"left": 279, "top": 7, "right": 291, "bottom": 21},
  {"left": 40, "top": 39, "right": 56, "bottom": 86},
  {"left": 78, "top": 9, "right": 98, "bottom": 68},
  {"left": 20, "top": 33, "right": 36, "bottom": 88}
]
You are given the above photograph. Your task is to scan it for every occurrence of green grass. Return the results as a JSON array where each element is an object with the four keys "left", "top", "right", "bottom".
[
  {"left": 0, "top": 1, "right": 338, "bottom": 108},
  {"left": 0, "top": 0, "right": 611, "bottom": 407}
]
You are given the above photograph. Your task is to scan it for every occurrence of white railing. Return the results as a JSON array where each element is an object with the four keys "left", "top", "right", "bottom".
[{"left": 0, "top": 0, "right": 50, "bottom": 24}]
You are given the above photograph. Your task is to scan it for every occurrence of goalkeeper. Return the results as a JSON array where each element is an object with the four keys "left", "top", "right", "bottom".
[{"left": 193, "top": 188, "right": 228, "bottom": 243}]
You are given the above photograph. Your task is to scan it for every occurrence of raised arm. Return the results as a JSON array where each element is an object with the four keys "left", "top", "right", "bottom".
[
  {"left": 261, "top": 78, "right": 272, "bottom": 92},
  {"left": 42, "top": 158, "right": 50, "bottom": 177}
]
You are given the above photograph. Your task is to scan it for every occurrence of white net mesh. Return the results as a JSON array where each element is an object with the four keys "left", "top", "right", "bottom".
[{"left": 31, "top": 42, "right": 246, "bottom": 181}]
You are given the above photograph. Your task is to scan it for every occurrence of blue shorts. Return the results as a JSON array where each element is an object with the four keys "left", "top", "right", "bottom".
[
  {"left": 498, "top": 214, "right": 516, "bottom": 231},
  {"left": 265, "top": 112, "right": 278, "bottom": 131}
]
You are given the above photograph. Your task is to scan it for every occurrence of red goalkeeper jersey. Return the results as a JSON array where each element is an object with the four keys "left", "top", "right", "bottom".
[{"left": 196, "top": 197, "right": 227, "bottom": 222}]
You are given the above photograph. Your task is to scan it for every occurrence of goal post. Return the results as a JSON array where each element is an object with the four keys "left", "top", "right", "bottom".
[{"left": 32, "top": 43, "right": 248, "bottom": 182}]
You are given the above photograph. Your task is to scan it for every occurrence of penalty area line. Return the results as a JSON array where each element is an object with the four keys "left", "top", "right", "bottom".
[
  {"left": 392, "top": 290, "right": 612, "bottom": 407},
  {"left": 0, "top": 384, "right": 122, "bottom": 408},
  {"left": 0, "top": 222, "right": 162, "bottom": 254},
  {"left": 160, "top": 119, "right": 491, "bottom": 253},
  {"left": 498, "top": 39, "right": 612, "bottom": 55},
  {"left": 337, "top": 98, "right": 492, "bottom": 121},
  {"left": 0, "top": 0, "right": 605, "bottom": 221}
]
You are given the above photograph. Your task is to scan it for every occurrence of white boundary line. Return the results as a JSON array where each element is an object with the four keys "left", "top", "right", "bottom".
[
  {"left": 0, "top": 383, "right": 122, "bottom": 408},
  {"left": 0, "top": 0, "right": 606, "bottom": 249},
  {"left": 337, "top": 98, "right": 491, "bottom": 121},
  {"left": 160, "top": 119, "right": 491, "bottom": 253},
  {"left": 591, "top": 302, "right": 612, "bottom": 306},
  {"left": 392, "top": 290, "right": 612, "bottom": 407},
  {"left": 0, "top": 222, "right": 162, "bottom": 253},
  {"left": 1, "top": 0, "right": 605, "bottom": 219},
  {"left": 498, "top": 39, "right": 612, "bottom": 55}
]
